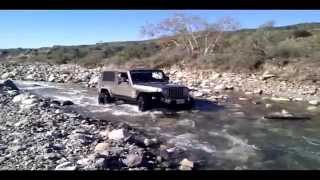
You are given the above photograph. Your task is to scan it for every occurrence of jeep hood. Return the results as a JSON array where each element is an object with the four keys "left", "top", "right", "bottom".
[{"left": 132, "top": 82, "right": 186, "bottom": 92}]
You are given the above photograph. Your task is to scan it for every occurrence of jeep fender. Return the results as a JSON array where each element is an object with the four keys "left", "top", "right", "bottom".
[{"left": 100, "top": 88, "right": 112, "bottom": 96}]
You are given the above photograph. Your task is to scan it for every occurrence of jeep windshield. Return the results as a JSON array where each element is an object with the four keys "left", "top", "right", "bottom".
[{"left": 130, "top": 70, "right": 167, "bottom": 83}]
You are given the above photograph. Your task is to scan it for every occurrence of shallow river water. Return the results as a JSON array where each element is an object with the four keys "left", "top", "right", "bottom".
[{"left": 13, "top": 80, "right": 320, "bottom": 170}]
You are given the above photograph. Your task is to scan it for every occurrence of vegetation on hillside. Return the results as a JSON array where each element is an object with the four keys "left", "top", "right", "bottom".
[{"left": 0, "top": 13, "right": 320, "bottom": 82}]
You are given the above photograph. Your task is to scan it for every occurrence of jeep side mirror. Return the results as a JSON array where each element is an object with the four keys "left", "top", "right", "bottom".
[{"left": 164, "top": 76, "right": 169, "bottom": 81}]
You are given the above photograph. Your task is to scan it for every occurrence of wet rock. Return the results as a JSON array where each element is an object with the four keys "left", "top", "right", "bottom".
[
  {"left": 293, "top": 97, "right": 304, "bottom": 101},
  {"left": 25, "top": 74, "right": 34, "bottom": 80},
  {"left": 144, "top": 138, "right": 158, "bottom": 147},
  {"left": 45, "top": 153, "right": 62, "bottom": 160},
  {"left": 270, "top": 97, "right": 291, "bottom": 102},
  {"left": 265, "top": 104, "right": 273, "bottom": 108},
  {"left": 88, "top": 75, "right": 99, "bottom": 87},
  {"left": 307, "top": 106, "right": 318, "bottom": 111},
  {"left": 214, "top": 84, "right": 226, "bottom": 91},
  {"left": 179, "top": 158, "right": 194, "bottom": 170},
  {"left": 308, "top": 100, "right": 319, "bottom": 106},
  {"left": 225, "top": 85, "right": 234, "bottom": 90},
  {"left": 264, "top": 111, "right": 311, "bottom": 120},
  {"left": 1, "top": 72, "right": 12, "bottom": 79},
  {"left": 22, "top": 98, "right": 38, "bottom": 105},
  {"left": 48, "top": 75, "right": 55, "bottom": 82},
  {"left": 177, "top": 119, "right": 196, "bottom": 128},
  {"left": 254, "top": 89, "right": 263, "bottom": 95},
  {"left": 53, "top": 144, "right": 64, "bottom": 150},
  {"left": 94, "top": 158, "right": 106, "bottom": 169},
  {"left": 261, "top": 71, "right": 276, "bottom": 80},
  {"left": 3, "top": 80, "right": 19, "bottom": 91},
  {"left": 12, "top": 93, "right": 30, "bottom": 103},
  {"left": 122, "top": 153, "right": 143, "bottom": 167},
  {"left": 77, "top": 158, "right": 91, "bottom": 166},
  {"left": 193, "top": 91, "right": 203, "bottom": 97},
  {"left": 61, "top": 100, "right": 74, "bottom": 106},
  {"left": 94, "top": 143, "right": 110, "bottom": 153},
  {"left": 211, "top": 73, "right": 222, "bottom": 79},
  {"left": 99, "top": 129, "right": 110, "bottom": 139},
  {"left": 239, "top": 97, "right": 249, "bottom": 101},
  {"left": 108, "top": 129, "right": 125, "bottom": 141},
  {"left": 55, "top": 162, "right": 77, "bottom": 170}
]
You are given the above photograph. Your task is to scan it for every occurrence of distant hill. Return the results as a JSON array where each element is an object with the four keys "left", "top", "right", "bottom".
[{"left": 1, "top": 22, "right": 320, "bottom": 82}]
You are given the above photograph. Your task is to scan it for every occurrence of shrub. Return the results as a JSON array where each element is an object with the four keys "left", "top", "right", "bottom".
[
  {"left": 292, "top": 29, "right": 312, "bottom": 38},
  {"left": 270, "top": 39, "right": 310, "bottom": 58}
]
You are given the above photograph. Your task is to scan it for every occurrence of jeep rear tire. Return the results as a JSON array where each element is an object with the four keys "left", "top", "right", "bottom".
[
  {"left": 98, "top": 91, "right": 113, "bottom": 104},
  {"left": 138, "top": 95, "right": 151, "bottom": 112}
]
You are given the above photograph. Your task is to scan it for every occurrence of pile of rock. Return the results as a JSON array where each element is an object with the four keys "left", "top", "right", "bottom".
[
  {"left": 163, "top": 66, "right": 320, "bottom": 103},
  {"left": 0, "top": 80, "right": 192, "bottom": 170},
  {"left": 0, "top": 63, "right": 101, "bottom": 88}
]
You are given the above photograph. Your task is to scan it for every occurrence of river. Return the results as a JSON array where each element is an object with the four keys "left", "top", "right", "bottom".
[{"left": 13, "top": 80, "right": 320, "bottom": 170}]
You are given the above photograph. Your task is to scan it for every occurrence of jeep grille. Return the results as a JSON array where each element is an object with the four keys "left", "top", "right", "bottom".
[{"left": 168, "top": 87, "right": 185, "bottom": 98}]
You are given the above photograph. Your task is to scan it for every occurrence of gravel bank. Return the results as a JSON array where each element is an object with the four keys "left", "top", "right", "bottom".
[{"left": 0, "top": 80, "right": 193, "bottom": 170}]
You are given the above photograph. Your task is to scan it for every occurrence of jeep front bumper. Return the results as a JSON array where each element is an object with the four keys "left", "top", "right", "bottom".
[{"left": 160, "top": 96, "right": 192, "bottom": 105}]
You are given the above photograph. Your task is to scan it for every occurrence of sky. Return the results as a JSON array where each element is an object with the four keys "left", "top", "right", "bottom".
[{"left": 1, "top": 10, "right": 320, "bottom": 49}]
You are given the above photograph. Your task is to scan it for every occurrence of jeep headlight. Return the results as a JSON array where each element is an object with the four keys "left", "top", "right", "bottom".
[
  {"left": 162, "top": 88, "right": 169, "bottom": 96},
  {"left": 183, "top": 87, "right": 189, "bottom": 96}
]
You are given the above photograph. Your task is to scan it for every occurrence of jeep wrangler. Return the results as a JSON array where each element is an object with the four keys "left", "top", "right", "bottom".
[{"left": 97, "top": 68, "right": 194, "bottom": 111}]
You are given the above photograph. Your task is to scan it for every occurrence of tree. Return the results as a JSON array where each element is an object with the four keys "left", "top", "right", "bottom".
[
  {"left": 259, "top": 20, "right": 276, "bottom": 29},
  {"left": 251, "top": 20, "right": 277, "bottom": 56},
  {"left": 141, "top": 13, "right": 240, "bottom": 57}
]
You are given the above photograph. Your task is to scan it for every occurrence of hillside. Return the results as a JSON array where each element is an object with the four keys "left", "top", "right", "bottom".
[{"left": 1, "top": 22, "right": 320, "bottom": 83}]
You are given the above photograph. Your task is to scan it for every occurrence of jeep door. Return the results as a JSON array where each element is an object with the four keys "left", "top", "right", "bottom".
[{"left": 113, "top": 72, "right": 135, "bottom": 99}]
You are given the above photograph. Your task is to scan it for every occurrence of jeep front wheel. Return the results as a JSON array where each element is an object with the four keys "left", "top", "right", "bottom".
[{"left": 138, "top": 95, "right": 151, "bottom": 112}]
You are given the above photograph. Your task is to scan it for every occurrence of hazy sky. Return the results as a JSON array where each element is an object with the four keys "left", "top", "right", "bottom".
[{"left": 1, "top": 10, "right": 320, "bottom": 49}]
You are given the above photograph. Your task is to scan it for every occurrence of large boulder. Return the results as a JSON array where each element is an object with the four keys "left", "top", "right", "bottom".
[
  {"left": 48, "top": 75, "right": 55, "bottom": 82},
  {"left": 12, "top": 93, "right": 30, "bottom": 103},
  {"left": 1, "top": 72, "right": 11, "bottom": 79},
  {"left": 25, "top": 74, "right": 34, "bottom": 80},
  {"left": 309, "top": 100, "right": 319, "bottom": 106},
  {"left": 122, "top": 153, "right": 143, "bottom": 167},
  {"left": 261, "top": 71, "right": 276, "bottom": 80},
  {"left": 88, "top": 75, "right": 99, "bottom": 87},
  {"left": 3, "top": 80, "right": 19, "bottom": 91},
  {"left": 179, "top": 158, "right": 194, "bottom": 170},
  {"left": 55, "top": 162, "right": 77, "bottom": 170},
  {"left": 108, "top": 129, "right": 125, "bottom": 141}
]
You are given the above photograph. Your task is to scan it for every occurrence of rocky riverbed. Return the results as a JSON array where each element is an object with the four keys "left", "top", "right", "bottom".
[
  {"left": 0, "top": 80, "right": 194, "bottom": 170},
  {"left": 0, "top": 62, "right": 319, "bottom": 105}
]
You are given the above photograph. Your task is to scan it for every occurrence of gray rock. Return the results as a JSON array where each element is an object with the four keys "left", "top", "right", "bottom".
[
  {"left": 94, "top": 143, "right": 110, "bottom": 153},
  {"left": 261, "top": 71, "right": 276, "bottom": 80},
  {"left": 3, "top": 80, "right": 19, "bottom": 91},
  {"left": 61, "top": 100, "right": 74, "bottom": 106},
  {"left": 122, "top": 153, "right": 143, "bottom": 167},
  {"left": 179, "top": 158, "right": 194, "bottom": 170},
  {"left": 1, "top": 72, "right": 11, "bottom": 79},
  {"left": 108, "top": 129, "right": 125, "bottom": 141},
  {"left": 48, "top": 75, "right": 55, "bottom": 82},
  {"left": 45, "top": 153, "right": 62, "bottom": 160},
  {"left": 94, "top": 158, "right": 106, "bottom": 168},
  {"left": 55, "top": 162, "right": 77, "bottom": 170},
  {"left": 309, "top": 100, "right": 319, "bottom": 106}
]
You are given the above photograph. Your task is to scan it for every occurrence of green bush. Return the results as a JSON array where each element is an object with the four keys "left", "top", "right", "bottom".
[
  {"left": 292, "top": 29, "right": 312, "bottom": 38},
  {"left": 270, "top": 39, "right": 310, "bottom": 58}
]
